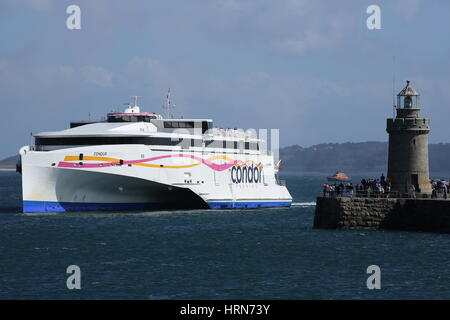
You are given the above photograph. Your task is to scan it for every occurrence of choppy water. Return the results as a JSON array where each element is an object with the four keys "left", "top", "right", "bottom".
[{"left": 0, "top": 171, "right": 449, "bottom": 299}]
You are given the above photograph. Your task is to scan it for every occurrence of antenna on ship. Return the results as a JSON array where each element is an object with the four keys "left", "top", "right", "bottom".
[
  {"left": 130, "top": 95, "right": 141, "bottom": 107},
  {"left": 163, "top": 88, "right": 175, "bottom": 119}
]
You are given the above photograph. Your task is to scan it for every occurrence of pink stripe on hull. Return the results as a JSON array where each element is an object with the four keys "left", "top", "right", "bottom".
[{"left": 57, "top": 153, "right": 246, "bottom": 171}]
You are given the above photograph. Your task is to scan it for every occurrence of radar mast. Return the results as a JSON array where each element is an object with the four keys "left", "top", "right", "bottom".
[{"left": 163, "top": 88, "right": 175, "bottom": 119}]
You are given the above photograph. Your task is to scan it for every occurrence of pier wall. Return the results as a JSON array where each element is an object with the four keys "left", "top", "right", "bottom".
[{"left": 314, "top": 197, "right": 450, "bottom": 233}]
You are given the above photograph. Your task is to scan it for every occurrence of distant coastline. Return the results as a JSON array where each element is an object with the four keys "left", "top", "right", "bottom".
[
  {"left": 280, "top": 141, "right": 450, "bottom": 175},
  {"left": 0, "top": 155, "right": 18, "bottom": 170}
]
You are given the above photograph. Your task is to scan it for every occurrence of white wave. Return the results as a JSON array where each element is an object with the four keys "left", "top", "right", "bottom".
[{"left": 291, "top": 202, "right": 316, "bottom": 207}]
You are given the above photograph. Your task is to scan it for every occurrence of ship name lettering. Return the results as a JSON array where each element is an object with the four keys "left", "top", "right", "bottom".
[{"left": 231, "top": 164, "right": 262, "bottom": 184}]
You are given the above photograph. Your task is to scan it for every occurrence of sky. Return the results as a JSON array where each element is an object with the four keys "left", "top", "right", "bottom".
[{"left": 0, "top": 0, "right": 449, "bottom": 159}]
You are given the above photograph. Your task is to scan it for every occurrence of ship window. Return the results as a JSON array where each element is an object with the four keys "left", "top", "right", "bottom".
[
  {"left": 205, "top": 140, "right": 223, "bottom": 149},
  {"left": 205, "top": 140, "right": 244, "bottom": 149},
  {"left": 191, "top": 139, "right": 201, "bottom": 147},
  {"left": 202, "top": 121, "right": 212, "bottom": 134},
  {"left": 180, "top": 122, "right": 194, "bottom": 128},
  {"left": 152, "top": 137, "right": 182, "bottom": 146},
  {"left": 36, "top": 136, "right": 258, "bottom": 150},
  {"left": 164, "top": 121, "right": 195, "bottom": 129},
  {"left": 70, "top": 121, "right": 104, "bottom": 128},
  {"left": 35, "top": 137, "right": 202, "bottom": 147},
  {"left": 107, "top": 115, "right": 155, "bottom": 122},
  {"left": 36, "top": 137, "right": 147, "bottom": 146},
  {"left": 244, "top": 142, "right": 259, "bottom": 150}
]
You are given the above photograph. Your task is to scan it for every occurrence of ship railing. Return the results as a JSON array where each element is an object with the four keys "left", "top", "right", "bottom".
[{"left": 321, "top": 190, "right": 401, "bottom": 199}]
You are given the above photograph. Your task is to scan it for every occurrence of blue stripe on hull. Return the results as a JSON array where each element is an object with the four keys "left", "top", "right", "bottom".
[
  {"left": 23, "top": 200, "right": 161, "bottom": 213},
  {"left": 207, "top": 201, "right": 292, "bottom": 210},
  {"left": 23, "top": 200, "right": 292, "bottom": 213}
]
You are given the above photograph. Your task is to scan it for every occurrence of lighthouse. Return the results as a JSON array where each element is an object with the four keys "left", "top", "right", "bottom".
[{"left": 386, "top": 80, "right": 432, "bottom": 195}]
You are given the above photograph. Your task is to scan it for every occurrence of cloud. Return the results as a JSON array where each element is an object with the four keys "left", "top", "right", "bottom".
[
  {"left": 80, "top": 66, "right": 113, "bottom": 87},
  {"left": 26, "top": 0, "right": 54, "bottom": 12},
  {"left": 394, "top": 0, "right": 424, "bottom": 20},
  {"left": 0, "top": 0, "right": 55, "bottom": 13},
  {"left": 202, "top": 0, "right": 354, "bottom": 55},
  {"left": 0, "top": 59, "right": 113, "bottom": 102},
  {"left": 122, "top": 57, "right": 176, "bottom": 91},
  {"left": 270, "top": 29, "right": 341, "bottom": 55}
]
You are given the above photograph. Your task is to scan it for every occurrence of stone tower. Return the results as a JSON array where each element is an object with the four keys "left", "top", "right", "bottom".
[{"left": 386, "top": 80, "right": 431, "bottom": 195}]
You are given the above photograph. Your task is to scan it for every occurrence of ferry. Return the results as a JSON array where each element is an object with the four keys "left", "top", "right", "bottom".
[{"left": 18, "top": 93, "right": 292, "bottom": 213}]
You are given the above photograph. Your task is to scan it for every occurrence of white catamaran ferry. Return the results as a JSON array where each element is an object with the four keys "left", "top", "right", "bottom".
[{"left": 18, "top": 93, "right": 292, "bottom": 213}]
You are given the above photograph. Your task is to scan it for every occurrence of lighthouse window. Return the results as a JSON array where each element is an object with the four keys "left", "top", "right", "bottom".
[{"left": 404, "top": 96, "right": 413, "bottom": 108}]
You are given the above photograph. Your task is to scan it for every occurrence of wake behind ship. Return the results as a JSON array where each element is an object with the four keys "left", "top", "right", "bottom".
[{"left": 18, "top": 94, "right": 292, "bottom": 213}]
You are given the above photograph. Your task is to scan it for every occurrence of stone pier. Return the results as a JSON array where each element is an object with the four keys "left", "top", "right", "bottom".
[{"left": 314, "top": 197, "right": 450, "bottom": 233}]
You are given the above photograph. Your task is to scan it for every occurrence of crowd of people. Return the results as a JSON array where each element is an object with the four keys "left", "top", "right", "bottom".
[
  {"left": 431, "top": 179, "right": 449, "bottom": 199},
  {"left": 323, "top": 174, "right": 392, "bottom": 198},
  {"left": 322, "top": 183, "right": 354, "bottom": 198},
  {"left": 323, "top": 174, "right": 450, "bottom": 199},
  {"left": 355, "top": 174, "right": 392, "bottom": 197}
]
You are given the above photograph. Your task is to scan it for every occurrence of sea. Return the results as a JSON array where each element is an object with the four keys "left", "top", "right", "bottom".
[{"left": 0, "top": 170, "right": 449, "bottom": 300}]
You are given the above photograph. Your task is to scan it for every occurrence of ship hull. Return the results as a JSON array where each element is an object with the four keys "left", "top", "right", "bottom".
[{"left": 20, "top": 145, "right": 292, "bottom": 213}]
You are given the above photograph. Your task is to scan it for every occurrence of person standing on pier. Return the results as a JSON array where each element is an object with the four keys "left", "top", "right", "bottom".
[
  {"left": 410, "top": 184, "right": 416, "bottom": 199},
  {"left": 431, "top": 181, "right": 438, "bottom": 199},
  {"left": 442, "top": 181, "right": 448, "bottom": 199},
  {"left": 380, "top": 174, "right": 386, "bottom": 186}
]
